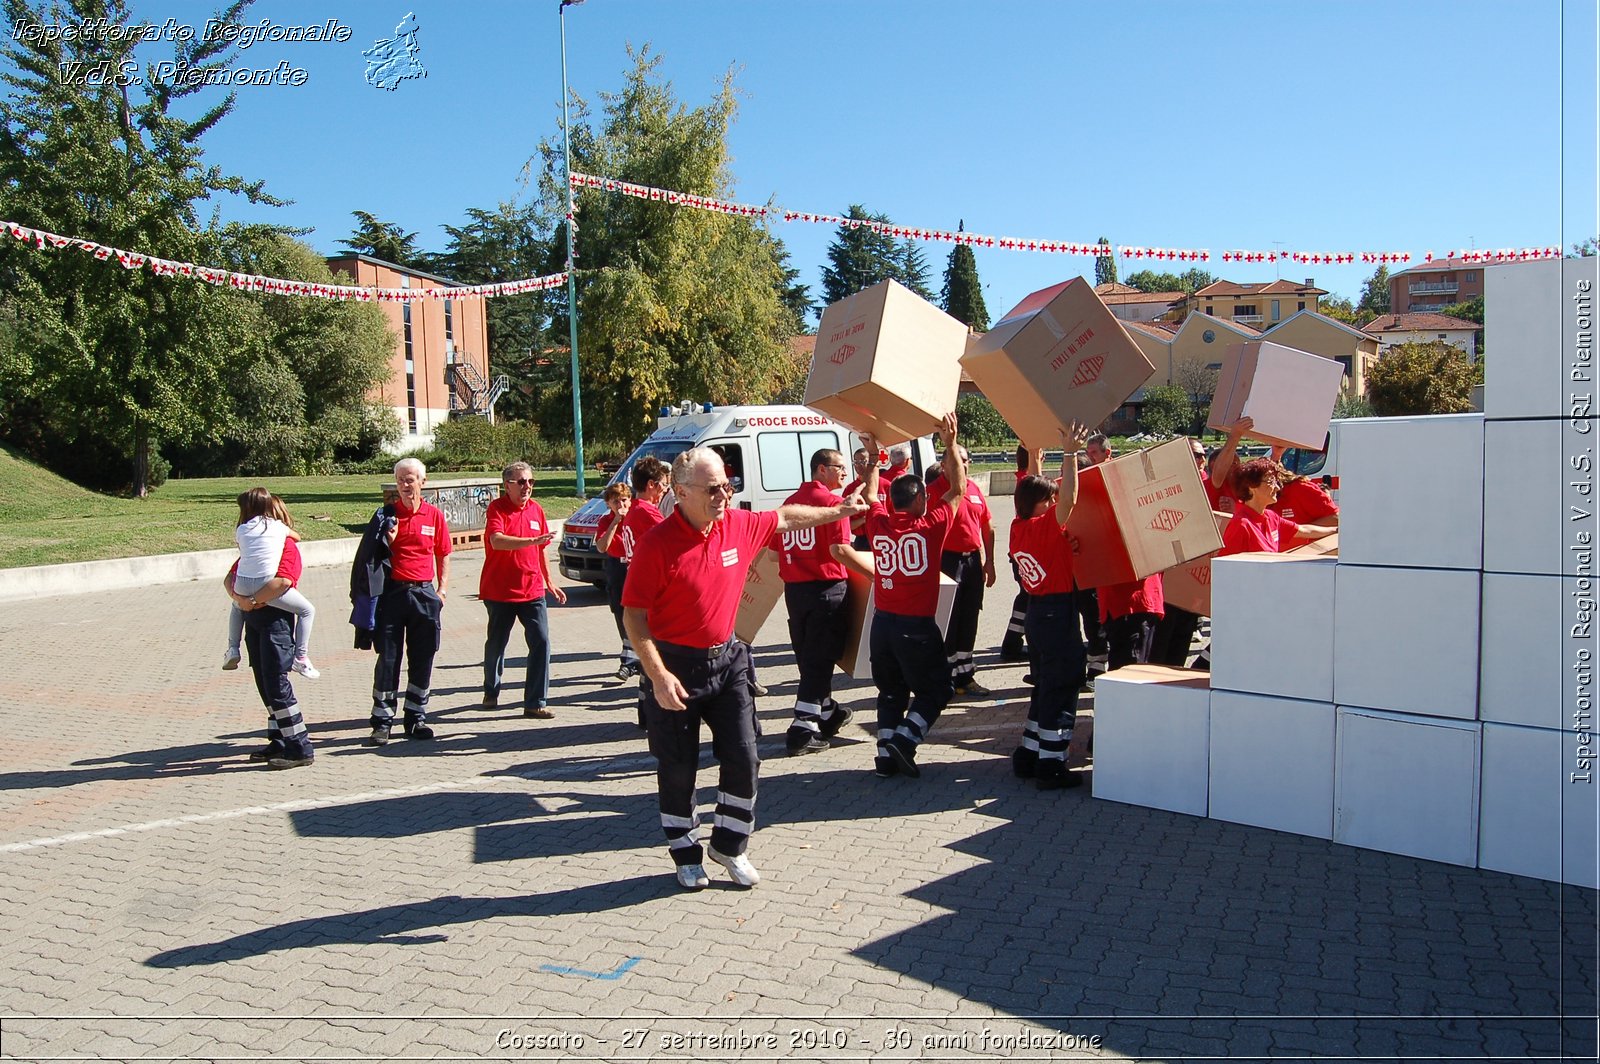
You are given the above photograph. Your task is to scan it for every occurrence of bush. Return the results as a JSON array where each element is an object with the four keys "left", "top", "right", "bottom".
[
  {"left": 1365, "top": 342, "right": 1475, "bottom": 416},
  {"left": 1138, "top": 384, "right": 1191, "bottom": 437},
  {"left": 954, "top": 394, "right": 1015, "bottom": 448}
]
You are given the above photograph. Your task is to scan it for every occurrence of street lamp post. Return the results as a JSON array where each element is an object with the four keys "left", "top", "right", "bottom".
[{"left": 559, "top": 0, "right": 586, "bottom": 496}]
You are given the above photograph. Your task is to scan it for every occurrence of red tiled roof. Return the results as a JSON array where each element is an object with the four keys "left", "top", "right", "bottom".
[
  {"left": 1100, "top": 287, "right": 1185, "bottom": 305},
  {"left": 1360, "top": 312, "right": 1482, "bottom": 334},
  {"left": 1124, "top": 319, "right": 1178, "bottom": 340},
  {"left": 1094, "top": 282, "right": 1140, "bottom": 296},
  {"left": 1392, "top": 257, "right": 1479, "bottom": 277}
]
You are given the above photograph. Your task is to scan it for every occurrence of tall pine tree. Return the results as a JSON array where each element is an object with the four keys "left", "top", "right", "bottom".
[
  {"left": 1094, "top": 237, "right": 1117, "bottom": 286},
  {"left": 940, "top": 241, "right": 988, "bottom": 330},
  {"left": 819, "top": 205, "right": 932, "bottom": 306}
]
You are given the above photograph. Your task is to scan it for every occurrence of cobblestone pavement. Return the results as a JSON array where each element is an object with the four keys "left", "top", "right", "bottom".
[{"left": 0, "top": 534, "right": 1594, "bottom": 1063}]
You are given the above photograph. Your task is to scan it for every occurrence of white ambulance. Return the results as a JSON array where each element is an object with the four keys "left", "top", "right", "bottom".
[{"left": 558, "top": 402, "right": 939, "bottom": 586}]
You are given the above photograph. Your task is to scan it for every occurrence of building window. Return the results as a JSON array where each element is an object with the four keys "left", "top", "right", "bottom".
[
  {"left": 1466, "top": 271, "right": 1477, "bottom": 282},
  {"left": 444, "top": 298, "right": 454, "bottom": 342},
  {"left": 403, "top": 300, "right": 417, "bottom": 434},
  {"left": 1271, "top": 300, "right": 1280, "bottom": 321},
  {"left": 1297, "top": 301, "right": 1306, "bottom": 311},
  {"left": 1205, "top": 304, "right": 1214, "bottom": 315},
  {"left": 1438, "top": 333, "right": 1447, "bottom": 340},
  {"left": 1234, "top": 304, "right": 1257, "bottom": 317},
  {"left": 1203, "top": 330, "right": 1216, "bottom": 344}
]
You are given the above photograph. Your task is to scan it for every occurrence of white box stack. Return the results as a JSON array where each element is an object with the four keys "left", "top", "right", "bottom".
[
  {"left": 1091, "top": 665, "right": 1211, "bottom": 817},
  {"left": 1085, "top": 258, "right": 1594, "bottom": 886}
]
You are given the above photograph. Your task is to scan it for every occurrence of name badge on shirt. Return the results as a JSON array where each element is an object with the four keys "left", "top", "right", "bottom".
[
  {"left": 1281, "top": 508, "right": 1296, "bottom": 521},
  {"left": 421, "top": 525, "right": 435, "bottom": 537},
  {"left": 721, "top": 548, "right": 739, "bottom": 567}
]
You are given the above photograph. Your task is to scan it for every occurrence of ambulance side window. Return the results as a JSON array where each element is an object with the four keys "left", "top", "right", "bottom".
[
  {"left": 710, "top": 443, "right": 745, "bottom": 495},
  {"left": 757, "top": 430, "right": 842, "bottom": 492}
]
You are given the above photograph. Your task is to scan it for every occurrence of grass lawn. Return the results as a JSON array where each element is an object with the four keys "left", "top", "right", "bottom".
[{"left": 0, "top": 447, "right": 604, "bottom": 569}]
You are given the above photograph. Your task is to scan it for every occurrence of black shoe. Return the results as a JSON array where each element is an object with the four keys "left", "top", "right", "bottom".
[
  {"left": 874, "top": 756, "right": 899, "bottom": 779},
  {"left": 998, "top": 643, "right": 1027, "bottom": 663},
  {"left": 1036, "top": 760, "right": 1065, "bottom": 789},
  {"left": 1022, "top": 674, "right": 1034, "bottom": 686},
  {"left": 367, "top": 725, "right": 391, "bottom": 747},
  {"left": 405, "top": 722, "right": 435, "bottom": 741},
  {"left": 249, "top": 743, "right": 285, "bottom": 763},
  {"left": 750, "top": 679, "right": 769, "bottom": 697},
  {"left": 267, "top": 749, "right": 314, "bottom": 770},
  {"left": 1011, "top": 746, "right": 1038, "bottom": 779},
  {"left": 818, "top": 704, "right": 853, "bottom": 739},
  {"left": 786, "top": 732, "right": 828, "bottom": 756},
  {"left": 887, "top": 738, "right": 920, "bottom": 779},
  {"left": 481, "top": 692, "right": 498, "bottom": 709}
]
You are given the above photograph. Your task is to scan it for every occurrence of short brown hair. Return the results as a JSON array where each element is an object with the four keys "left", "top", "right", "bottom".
[{"left": 603, "top": 482, "right": 632, "bottom": 505}]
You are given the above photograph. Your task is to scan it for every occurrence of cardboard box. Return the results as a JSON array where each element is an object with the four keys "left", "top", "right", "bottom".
[
  {"left": 1337, "top": 413, "right": 1484, "bottom": 570},
  {"left": 1485, "top": 257, "right": 1600, "bottom": 420},
  {"left": 733, "top": 548, "right": 784, "bottom": 644},
  {"left": 1208, "top": 691, "right": 1335, "bottom": 840},
  {"left": 1333, "top": 565, "right": 1479, "bottom": 719},
  {"left": 1483, "top": 417, "right": 1594, "bottom": 576},
  {"left": 1285, "top": 531, "right": 1338, "bottom": 558},
  {"left": 960, "top": 278, "right": 1154, "bottom": 449},
  {"left": 1478, "top": 722, "right": 1599, "bottom": 888},
  {"left": 1091, "top": 664, "right": 1211, "bottom": 816},
  {"left": 1065, "top": 439, "right": 1224, "bottom": 589},
  {"left": 1206, "top": 340, "right": 1346, "bottom": 450},
  {"left": 1209, "top": 553, "right": 1337, "bottom": 703},
  {"left": 1334, "top": 708, "right": 1480, "bottom": 868},
  {"left": 1158, "top": 511, "right": 1232, "bottom": 616},
  {"left": 803, "top": 279, "right": 967, "bottom": 444},
  {"left": 836, "top": 569, "right": 958, "bottom": 678},
  {"left": 1480, "top": 573, "right": 1586, "bottom": 730}
]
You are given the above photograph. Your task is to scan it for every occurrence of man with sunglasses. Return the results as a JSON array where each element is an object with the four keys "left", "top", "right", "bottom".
[
  {"left": 622, "top": 447, "right": 868, "bottom": 891},
  {"left": 480, "top": 461, "right": 566, "bottom": 719}
]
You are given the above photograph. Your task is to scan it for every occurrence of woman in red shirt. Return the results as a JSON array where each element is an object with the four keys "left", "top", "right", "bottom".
[
  {"left": 1222, "top": 458, "right": 1337, "bottom": 556},
  {"left": 1008, "top": 422, "right": 1090, "bottom": 790}
]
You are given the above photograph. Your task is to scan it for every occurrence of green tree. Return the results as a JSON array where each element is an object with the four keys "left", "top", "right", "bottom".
[
  {"left": 767, "top": 232, "right": 813, "bottom": 331},
  {"left": 1357, "top": 265, "right": 1391, "bottom": 317},
  {"left": 1439, "top": 294, "right": 1485, "bottom": 357},
  {"left": 1124, "top": 269, "right": 1184, "bottom": 293},
  {"left": 0, "top": 0, "right": 285, "bottom": 494},
  {"left": 820, "top": 205, "right": 929, "bottom": 306},
  {"left": 939, "top": 243, "right": 988, "bottom": 330},
  {"left": 1365, "top": 341, "right": 1476, "bottom": 416},
  {"left": 954, "top": 394, "right": 1012, "bottom": 447},
  {"left": 1137, "top": 384, "right": 1190, "bottom": 436},
  {"left": 1318, "top": 293, "right": 1361, "bottom": 325},
  {"left": 1570, "top": 237, "right": 1598, "bottom": 257},
  {"left": 1094, "top": 237, "right": 1116, "bottom": 286},
  {"left": 340, "top": 210, "right": 421, "bottom": 267},
  {"left": 1171, "top": 355, "right": 1220, "bottom": 434},
  {"left": 898, "top": 236, "right": 934, "bottom": 301},
  {"left": 1177, "top": 267, "right": 1215, "bottom": 294},
  {"left": 531, "top": 47, "right": 799, "bottom": 444}
]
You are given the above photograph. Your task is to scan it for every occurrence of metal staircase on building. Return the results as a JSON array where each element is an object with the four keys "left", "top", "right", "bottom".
[{"left": 448, "top": 358, "right": 509, "bottom": 418}]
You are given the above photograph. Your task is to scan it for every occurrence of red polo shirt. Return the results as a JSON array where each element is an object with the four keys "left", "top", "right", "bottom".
[
  {"left": 1222, "top": 506, "right": 1299, "bottom": 556},
  {"left": 618, "top": 499, "right": 664, "bottom": 564},
  {"left": 389, "top": 499, "right": 451, "bottom": 582},
  {"left": 480, "top": 496, "right": 548, "bottom": 602},
  {"left": 622, "top": 507, "right": 781, "bottom": 647},
  {"left": 925, "top": 473, "right": 991, "bottom": 554},
  {"left": 1099, "top": 574, "right": 1165, "bottom": 622},
  {"left": 864, "top": 499, "right": 957, "bottom": 617},
  {"left": 769, "top": 480, "right": 848, "bottom": 582},
  {"left": 1008, "top": 512, "right": 1075, "bottom": 595},
  {"left": 1270, "top": 478, "right": 1338, "bottom": 524},
  {"left": 596, "top": 511, "right": 628, "bottom": 559}
]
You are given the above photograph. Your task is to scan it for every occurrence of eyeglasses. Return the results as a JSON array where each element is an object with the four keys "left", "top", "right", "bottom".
[
  {"left": 824, "top": 464, "right": 848, "bottom": 471},
  {"left": 508, "top": 478, "right": 533, "bottom": 486},
  {"left": 693, "top": 481, "right": 734, "bottom": 496}
]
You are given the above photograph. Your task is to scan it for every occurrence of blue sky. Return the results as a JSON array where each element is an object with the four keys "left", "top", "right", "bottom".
[{"left": 100, "top": 0, "right": 1600, "bottom": 317}]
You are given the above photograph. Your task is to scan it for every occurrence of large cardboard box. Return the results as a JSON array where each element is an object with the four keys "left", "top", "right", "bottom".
[
  {"left": 1065, "top": 439, "right": 1224, "bottom": 589},
  {"left": 960, "top": 278, "right": 1154, "bottom": 449},
  {"left": 1285, "top": 531, "right": 1338, "bottom": 558},
  {"left": 836, "top": 568, "right": 958, "bottom": 678},
  {"left": 803, "top": 279, "right": 967, "bottom": 444},
  {"left": 1478, "top": 722, "right": 1599, "bottom": 888},
  {"left": 1485, "top": 257, "right": 1600, "bottom": 420},
  {"left": 1333, "top": 565, "right": 1479, "bottom": 720},
  {"left": 1208, "top": 691, "right": 1336, "bottom": 840},
  {"left": 1334, "top": 708, "right": 1480, "bottom": 868},
  {"left": 1091, "top": 665, "right": 1210, "bottom": 816},
  {"left": 1210, "top": 553, "right": 1337, "bottom": 702},
  {"left": 1483, "top": 417, "right": 1594, "bottom": 576},
  {"left": 1337, "top": 413, "right": 1484, "bottom": 570},
  {"left": 1158, "top": 511, "right": 1232, "bottom": 616},
  {"left": 1206, "top": 340, "right": 1346, "bottom": 450},
  {"left": 733, "top": 548, "right": 784, "bottom": 644},
  {"left": 1480, "top": 573, "right": 1585, "bottom": 730}
]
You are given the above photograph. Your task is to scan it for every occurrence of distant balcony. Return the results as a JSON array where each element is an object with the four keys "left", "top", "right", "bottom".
[
  {"left": 1233, "top": 314, "right": 1264, "bottom": 323},
  {"left": 1410, "top": 281, "right": 1459, "bottom": 295}
]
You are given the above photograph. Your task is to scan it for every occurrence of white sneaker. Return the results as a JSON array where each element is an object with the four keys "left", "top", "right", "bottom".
[
  {"left": 291, "top": 657, "right": 320, "bottom": 679},
  {"left": 222, "top": 649, "right": 241, "bottom": 671},
  {"left": 675, "top": 864, "right": 710, "bottom": 890},
  {"left": 708, "top": 846, "right": 761, "bottom": 887}
]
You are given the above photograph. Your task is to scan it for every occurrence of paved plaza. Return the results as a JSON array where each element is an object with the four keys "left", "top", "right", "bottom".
[{"left": 0, "top": 535, "right": 1596, "bottom": 1062}]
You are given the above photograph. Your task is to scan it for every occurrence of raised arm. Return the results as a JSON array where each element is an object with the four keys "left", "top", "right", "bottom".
[
  {"left": 939, "top": 412, "right": 965, "bottom": 509},
  {"left": 1056, "top": 421, "right": 1091, "bottom": 525},
  {"left": 1210, "top": 415, "right": 1254, "bottom": 493}
]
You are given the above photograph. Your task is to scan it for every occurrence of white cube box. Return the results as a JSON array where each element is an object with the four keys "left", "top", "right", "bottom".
[
  {"left": 1333, "top": 565, "right": 1480, "bottom": 719},
  {"left": 1337, "top": 413, "right": 1484, "bottom": 570},
  {"left": 1210, "top": 553, "right": 1336, "bottom": 702},
  {"left": 1091, "top": 665, "right": 1210, "bottom": 817},
  {"left": 1483, "top": 417, "right": 1596, "bottom": 576},
  {"left": 1334, "top": 708, "right": 1480, "bottom": 867},
  {"left": 1479, "top": 722, "right": 1599, "bottom": 888},
  {"left": 1208, "top": 692, "right": 1335, "bottom": 840},
  {"left": 1480, "top": 573, "right": 1590, "bottom": 730},
  {"left": 1485, "top": 257, "right": 1600, "bottom": 421}
]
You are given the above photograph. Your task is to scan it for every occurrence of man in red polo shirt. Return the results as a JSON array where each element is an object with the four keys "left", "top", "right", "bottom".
[
  {"left": 480, "top": 461, "right": 567, "bottom": 719},
  {"left": 623, "top": 447, "right": 866, "bottom": 891},
  {"left": 771, "top": 444, "right": 875, "bottom": 755},
  {"left": 925, "top": 442, "right": 997, "bottom": 697},
  {"left": 369, "top": 457, "right": 451, "bottom": 746},
  {"left": 862, "top": 412, "right": 964, "bottom": 780}
]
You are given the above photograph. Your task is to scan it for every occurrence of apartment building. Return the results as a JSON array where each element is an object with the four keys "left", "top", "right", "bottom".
[
  {"left": 1387, "top": 258, "right": 1485, "bottom": 313},
  {"left": 1173, "top": 278, "right": 1327, "bottom": 328}
]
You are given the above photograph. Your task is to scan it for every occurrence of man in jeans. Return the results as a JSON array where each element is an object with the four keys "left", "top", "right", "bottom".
[{"left": 481, "top": 461, "right": 567, "bottom": 718}]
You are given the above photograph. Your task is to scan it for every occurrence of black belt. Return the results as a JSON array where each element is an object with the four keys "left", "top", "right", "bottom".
[
  {"left": 656, "top": 638, "right": 734, "bottom": 660},
  {"left": 388, "top": 580, "right": 434, "bottom": 590},
  {"left": 945, "top": 549, "right": 981, "bottom": 559}
]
